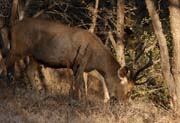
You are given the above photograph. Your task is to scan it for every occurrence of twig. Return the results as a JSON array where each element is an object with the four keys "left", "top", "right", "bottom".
[
  {"left": 10, "top": 0, "right": 19, "bottom": 25},
  {"left": 147, "top": 87, "right": 166, "bottom": 94},
  {"left": 144, "top": 40, "right": 157, "bottom": 53},
  {"left": 89, "top": 0, "right": 99, "bottom": 33},
  {"left": 108, "top": 31, "right": 117, "bottom": 49},
  {"left": 33, "top": 3, "right": 57, "bottom": 18},
  {"left": 133, "top": 52, "right": 153, "bottom": 81},
  {"left": 18, "top": 0, "right": 31, "bottom": 20}
]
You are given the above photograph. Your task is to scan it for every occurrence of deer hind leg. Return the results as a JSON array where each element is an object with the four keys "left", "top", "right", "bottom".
[
  {"left": 83, "top": 72, "right": 88, "bottom": 97},
  {"left": 89, "top": 70, "right": 110, "bottom": 103},
  {"left": 0, "top": 50, "right": 23, "bottom": 85}
]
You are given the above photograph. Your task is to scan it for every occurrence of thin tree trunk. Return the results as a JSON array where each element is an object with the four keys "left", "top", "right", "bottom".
[
  {"left": 145, "top": 0, "right": 176, "bottom": 108},
  {"left": 116, "top": 0, "right": 125, "bottom": 66},
  {"left": 89, "top": 0, "right": 99, "bottom": 33},
  {"left": 169, "top": 0, "right": 180, "bottom": 110},
  {"left": 18, "top": 0, "right": 31, "bottom": 20},
  {"left": 10, "top": 0, "right": 19, "bottom": 25}
]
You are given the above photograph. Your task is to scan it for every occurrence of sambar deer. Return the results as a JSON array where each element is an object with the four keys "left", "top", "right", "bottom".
[{"left": 0, "top": 18, "right": 133, "bottom": 102}]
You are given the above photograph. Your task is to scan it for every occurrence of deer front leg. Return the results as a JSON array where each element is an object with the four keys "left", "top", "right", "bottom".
[
  {"left": 89, "top": 70, "right": 110, "bottom": 103},
  {"left": 72, "top": 44, "right": 90, "bottom": 100},
  {"left": 83, "top": 72, "right": 88, "bottom": 97},
  {"left": 73, "top": 73, "right": 85, "bottom": 100}
]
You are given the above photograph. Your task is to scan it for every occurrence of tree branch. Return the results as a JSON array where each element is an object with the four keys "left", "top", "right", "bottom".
[
  {"left": 89, "top": 0, "right": 99, "bottom": 33},
  {"left": 10, "top": 0, "right": 19, "bottom": 25},
  {"left": 33, "top": 2, "right": 57, "bottom": 18},
  {"left": 108, "top": 31, "right": 117, "bottom": 49},
  {"left": 130, "top": 51, "right": 153, "bottom": 82},
  {"left": 18, "top": 0, "right": 31, "bottom": 20}
]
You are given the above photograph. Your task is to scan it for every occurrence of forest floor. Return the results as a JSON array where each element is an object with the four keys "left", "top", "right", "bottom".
[{"left": 0, "top": 69, "right": 180, "bottom": 123}]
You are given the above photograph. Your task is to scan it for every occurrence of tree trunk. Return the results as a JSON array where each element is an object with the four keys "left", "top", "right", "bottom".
[
  {"left": 169, "top": 0, "right": 180, "bottom": 110},
  {"left": 10, "top": 0, "right": 19, "bottom": 25},
  {"left": 89, "top": 0, "right": 99, "bottom": 33},
  {"left": 145, "top": 0, "right": 176, "bottom": 108},
  {"left": 116, "top": 0, "right": 125, "bottom": 66}
]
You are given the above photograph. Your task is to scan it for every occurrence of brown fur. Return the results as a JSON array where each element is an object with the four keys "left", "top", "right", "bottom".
[{"left": 0, "top": 18, "right": 132, "bottom": 101}]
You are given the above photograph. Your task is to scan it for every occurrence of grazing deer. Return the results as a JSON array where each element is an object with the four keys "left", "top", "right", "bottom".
[{"left": 0, "top": 18, "right": 133, "bottom": 101}]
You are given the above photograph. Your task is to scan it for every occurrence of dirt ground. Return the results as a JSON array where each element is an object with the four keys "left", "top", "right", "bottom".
[{"left": 0, "top": 68, "right": 180, "bottom": 123}]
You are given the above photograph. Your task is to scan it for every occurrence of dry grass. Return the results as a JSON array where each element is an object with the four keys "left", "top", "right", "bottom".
[{"left": 0, "top": 69, "right": 180, "bottom": 123}]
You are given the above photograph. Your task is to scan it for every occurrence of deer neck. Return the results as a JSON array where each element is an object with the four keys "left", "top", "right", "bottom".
[{"left": 96, "top": 51, "right": 120, "bottom": 80}]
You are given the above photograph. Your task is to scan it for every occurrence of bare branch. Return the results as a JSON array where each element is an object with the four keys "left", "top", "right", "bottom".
[
  {"left": 131, "top": 51, "right": 153, "bottom": 82},
  {"left": 144, "top": 40, "right": 157, "bottom": 53},
  {"left": 89, "top": 0, "right": 99, "bottom": 33},
  {"left": 33, "top": 3, "right": 57, "bottom": 18},
  {"left": 18, "top": 0, "right": 31, "bottom": 20},
  {"left": 108, "top": 31, "right": 117, "bottom": 49},
  {"left": 134, "top": 44, "right": 146, "bottom": 63},
  {"left": 10, "top": 0, "right": 19, "bottom": 25},
  {"left": 134, "top": 77, "right": 152, "bottom": 86},
  {"left": 134, "top": 39, "right": 157, "bottom": 63}
]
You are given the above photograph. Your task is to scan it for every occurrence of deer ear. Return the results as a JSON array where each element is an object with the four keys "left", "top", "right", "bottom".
[{"left": 117, "top": 66, "right": 128, "bottom": 78}]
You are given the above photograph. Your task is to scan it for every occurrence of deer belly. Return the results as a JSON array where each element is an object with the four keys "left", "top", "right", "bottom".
[{"left": 32, "top": 46, "right": 75, "bottom": 68}]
